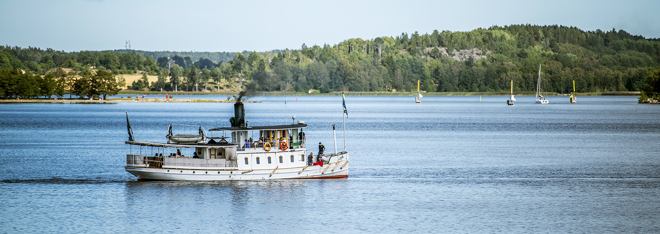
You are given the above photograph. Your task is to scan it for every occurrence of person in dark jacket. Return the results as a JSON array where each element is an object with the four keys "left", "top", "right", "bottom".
[
  {"left": 318, "top": 142, "right": 325, "bottom": 161},
  {"left": 307, "top": 152, "right": 313, "bottom": 166}
]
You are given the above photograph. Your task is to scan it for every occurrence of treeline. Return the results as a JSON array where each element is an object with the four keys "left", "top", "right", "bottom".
[
  {"left": 238, "top": 25, "right": 660, "bottom": 93},
  {"left": 2, "top": 24, "right": 660, "bottom": 96},
  {"left": 132, "top": 50, "right": 235, "bottom": 65},
  {"left": 0, "top": 67, "right": 121, "bottom": 99}
]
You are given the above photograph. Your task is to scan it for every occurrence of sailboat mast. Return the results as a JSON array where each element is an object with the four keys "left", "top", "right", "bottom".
[
  {"left": 417, "top": 80, "right": 420, "bottom": 92},
  {"left": 510, "top": 80, "right": 513, "bottom": 94},
  {"left": 573, "top": 80, "right": 576, "bottom": 92},
  {"left": 537, "top": 64, "right": 541, "bottom": 99}
]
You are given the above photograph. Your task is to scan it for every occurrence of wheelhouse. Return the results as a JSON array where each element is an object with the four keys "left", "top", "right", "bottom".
[{"left": 209, "top": 123, "right": 308, "bottom": 152}]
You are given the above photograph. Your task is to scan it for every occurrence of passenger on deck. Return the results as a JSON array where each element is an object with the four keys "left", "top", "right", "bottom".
[
  {"left": 318, "top": 142, "right": 325, "bottom": 157},
  {"left": 307, "top": 152, "right": 313, "bottom": 166},
  {"left": 321, "top": 154, "right": 328, "bottom": 163},
  {"left": 245, "top": 139, "right": 250, "bottom": 148},
  {"left": 193, "top": 152, "right": 199, "bottom": 158},
  {"left": 298, "top": 129, "right": 306, "bottom": 147}
]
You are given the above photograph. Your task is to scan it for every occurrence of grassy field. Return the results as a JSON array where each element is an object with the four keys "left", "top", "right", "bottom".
[{"left": 119, "top": 73, "right": 159, "bottom": 89}]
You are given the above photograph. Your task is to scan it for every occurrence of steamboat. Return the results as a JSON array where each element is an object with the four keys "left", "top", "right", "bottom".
[{"left": 124, "top": 93, "right": 349, "bottom": 181}]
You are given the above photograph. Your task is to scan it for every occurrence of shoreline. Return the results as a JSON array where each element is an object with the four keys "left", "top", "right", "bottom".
[
  {"left": 116, "top": 90, "right": 641, "bottom": 96},
  {"left": 0, "top": 98, "right": 261, "bottom": 103}
]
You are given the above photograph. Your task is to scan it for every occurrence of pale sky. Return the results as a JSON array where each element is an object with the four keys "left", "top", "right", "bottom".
[{"left": 1, "top": 0, "right": 658, "bottom": 52}]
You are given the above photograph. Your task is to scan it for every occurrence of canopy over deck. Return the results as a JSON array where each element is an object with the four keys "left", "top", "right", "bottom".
[
  {"left": 126, "top": 141, "right": 236, "bottom": 148},
  {"left": 209, "top": 123, "right": 307, "bottom": 132}
]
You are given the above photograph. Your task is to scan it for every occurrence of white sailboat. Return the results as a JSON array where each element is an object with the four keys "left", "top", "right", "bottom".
[
  {"left": 507, "top": 79, "right": 515, "bottom": 105},
  {"left": 415, "top": 80, "right": 422, "bottom": 103},
  {"left": 535, "top": 64, "right": 549, "bottom": 104}
]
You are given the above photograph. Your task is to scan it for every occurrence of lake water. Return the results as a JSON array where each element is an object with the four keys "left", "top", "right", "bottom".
[{"left": 1, "top": 95, "right": 659, "bottom": 233}]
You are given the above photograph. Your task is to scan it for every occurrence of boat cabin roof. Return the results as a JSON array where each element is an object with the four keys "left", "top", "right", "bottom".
[
  {"left": 126, "top": 141, "right": 235, "bottom": 148},
  {"left": 209, "top": 123, "right": 307, "bottom": 132}
]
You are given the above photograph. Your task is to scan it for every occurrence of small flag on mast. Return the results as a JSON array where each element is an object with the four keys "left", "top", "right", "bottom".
[
  {"left": 342, "top": 92, "right": 348, "bottom": 117},
  {"left": 125, "top": 111, "right": 134, "bottom": 141}
]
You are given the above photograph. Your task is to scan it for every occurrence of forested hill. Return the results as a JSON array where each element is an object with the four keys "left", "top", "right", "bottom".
[{"left": 1, "top": 24, "right": 660, "bottom": 95}]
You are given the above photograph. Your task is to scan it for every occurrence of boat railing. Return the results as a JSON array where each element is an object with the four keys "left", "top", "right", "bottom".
[
  {"left": 126, "top": 154, "right": 238, "bottom": 168},
  {"left": 239, "top": 140, "right": 306, "bottom": 151}
]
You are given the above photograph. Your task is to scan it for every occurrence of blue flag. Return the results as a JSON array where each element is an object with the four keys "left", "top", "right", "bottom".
[{"left": 342, "top": 92, "right": 348, "bottom": 117}]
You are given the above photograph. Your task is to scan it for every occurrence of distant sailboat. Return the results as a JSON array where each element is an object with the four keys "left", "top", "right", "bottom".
[
  {"left": 535, "top": 65, "right": 549, "bottom": 104},
  {"left": 415, "top": 80, "right": 422, "bottom": 103},
  {"left": 570, "top": 80, "right": 577, "bottom": 104},
  {"left": 507, "top": 79, "right": 515, "bottom": 105}
]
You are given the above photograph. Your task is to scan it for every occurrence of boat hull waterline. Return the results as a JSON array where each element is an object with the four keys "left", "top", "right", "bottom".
[{"left": 126, "top": 164, "right": 349, "bottom": 181}]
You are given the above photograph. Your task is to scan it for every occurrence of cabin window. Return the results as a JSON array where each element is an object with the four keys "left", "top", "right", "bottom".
[
  {"left": 279, "top": 156, "right": 283, "bottom": 163},
  {"left": 268, "top": 156, "right": 272, "bottom": 164},
  {"left": 290, "top": 155, "right": 294, "bottom": 162},
  {"left": 256, "top": 157, "right": 260, "bottom": 164},
  {"left": 301, "top": 154, "right": 304, "bottom": 162},
  {"left": 244, "top": 157, "right": 249, "bottom": 165}
]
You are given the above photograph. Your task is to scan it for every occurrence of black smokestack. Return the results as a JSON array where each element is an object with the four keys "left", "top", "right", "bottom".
[
  {"left": 230, "top": 89, "right": 254, "bottom": 128},
  {"left": 230, "top": 101, "right": 245, "bottom": 127}
]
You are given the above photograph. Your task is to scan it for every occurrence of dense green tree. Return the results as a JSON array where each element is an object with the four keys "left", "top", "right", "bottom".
[
  {"left": 40, "top": 72, "right": 56, "bottom": 98},
  {"left": 169, "top": 64, "right": 182, "bottom": 91},
  {"left": 96, "top": 70, "right": 120, "bottom": 99},
  {"left": 640, "top": 67, "right": 660, "bottom": 100}
]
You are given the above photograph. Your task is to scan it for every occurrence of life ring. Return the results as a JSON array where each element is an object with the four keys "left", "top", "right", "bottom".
[
  {"left": 280, "top": 141, "right": 288, "bottom": 151},
  {"left": 263, "top": 142, "right": 272, "bottom": 151}
]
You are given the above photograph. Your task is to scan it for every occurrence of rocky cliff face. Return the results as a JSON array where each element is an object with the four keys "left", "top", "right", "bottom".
[{"left": 423, "top": 47, "right": 491, "bottom": 61}]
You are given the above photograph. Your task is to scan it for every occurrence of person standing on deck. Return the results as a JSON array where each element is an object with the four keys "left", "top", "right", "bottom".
[
  {"left": 298, "top": 129, "right": 306, "bottom": 147},
  {"left": 318, "top": 142, "right": 325, "bottom": 161},
  {"left": 307, "top": 152, "right": 313, "bottom": 166}
]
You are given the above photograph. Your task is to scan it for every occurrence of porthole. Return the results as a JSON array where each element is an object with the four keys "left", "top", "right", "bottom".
[
  {"left": 279, "top": 156, "right": 283, "bottom": 163},
  {"left": 268, "top": 156, "right": 272, "bottom": 164},
  {"left": 244, "top": 157, "right": 249, "bottom": 165},
  {"left": 301, "top": 154, "right": 305, "bottom": 162},
  {"left": 256, "top": 157, "right": 261, "bottom": 164},
  {"left": 290, "top": 155, "right": 294, "bottom": 162}
]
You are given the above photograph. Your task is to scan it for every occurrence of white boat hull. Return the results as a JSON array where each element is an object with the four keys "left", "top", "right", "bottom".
[
  {"left": 126, "top": 163, "right": 349, "bottom": 181},
  {"left": 536, "top": 99, "right": 549, "bottom": 104}
]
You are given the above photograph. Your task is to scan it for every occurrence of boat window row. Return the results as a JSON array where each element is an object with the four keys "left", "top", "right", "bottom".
[{"left": 244, "top": 154, "right": 304, "bottom": 165}]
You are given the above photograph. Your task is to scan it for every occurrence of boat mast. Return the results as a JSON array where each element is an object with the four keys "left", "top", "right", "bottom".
[
  {"left": 536, "top": 64, "right": 541, "bottom": 100},
  {"left": 332, "top": 124, "right": 338, "bottom": 155},
  {"left": 343, "top": 110, "right": 346, "bottom": 152},
  {"left": 510, "top": 80, "right": 513, "bottom": 95}
]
